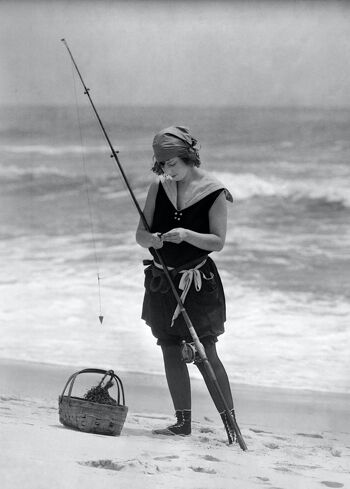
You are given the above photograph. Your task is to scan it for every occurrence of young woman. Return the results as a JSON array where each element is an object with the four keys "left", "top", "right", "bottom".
[{"left": 136, "top": 126, "right": 237, "bottom": 441}]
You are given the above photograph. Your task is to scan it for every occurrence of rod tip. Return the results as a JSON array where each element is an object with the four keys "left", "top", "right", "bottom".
[{"left": 61, "top": 38, "right": 65, "bottom": 42}]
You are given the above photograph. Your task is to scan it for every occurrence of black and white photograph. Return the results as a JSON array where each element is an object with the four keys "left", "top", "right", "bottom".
[{"left": 1, "top": 1, "right": 349, "bottom": 488}]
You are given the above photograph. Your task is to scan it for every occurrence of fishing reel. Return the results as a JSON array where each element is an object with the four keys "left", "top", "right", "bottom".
[{"left": 180, "top": 340, "right": 202, "bottom": 364}]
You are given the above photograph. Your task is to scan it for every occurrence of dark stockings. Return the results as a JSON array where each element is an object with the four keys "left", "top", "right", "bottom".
[
  {"left": 160, "top": 342, "right": 234, "bottom": 413},
  {"left": 161, "top": 344, "right": 191, "bottom": 410},
  {"left": 195, "top": 342, "right": 234, "bottom": 413}
]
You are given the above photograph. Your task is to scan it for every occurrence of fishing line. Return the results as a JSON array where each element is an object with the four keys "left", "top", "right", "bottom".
[
  {"left": 70, "top": 61, "right": 104, "bottom": 324},
  {"left": 61, "top": 38, "right": 247, "bottom": 450}
]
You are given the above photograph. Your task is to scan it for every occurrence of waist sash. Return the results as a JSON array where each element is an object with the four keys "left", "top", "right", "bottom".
[{"left": 143, "top": 256, "right": 208, "bottom": 326}]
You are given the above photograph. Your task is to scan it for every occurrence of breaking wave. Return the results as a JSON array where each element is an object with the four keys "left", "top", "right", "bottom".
[
  {"left": 0, "top": 165, "right": 86, "bottom": 191},
  {"left": 213, "top": 171, "right": 350, "bottom": 208},
  {"left": 0, "top": 164, "right": 143, "bottom": 198}
]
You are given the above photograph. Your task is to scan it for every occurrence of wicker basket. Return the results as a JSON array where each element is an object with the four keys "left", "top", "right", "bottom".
[{"left": 59, "top": 368, "right": 128, "bottom": 436}]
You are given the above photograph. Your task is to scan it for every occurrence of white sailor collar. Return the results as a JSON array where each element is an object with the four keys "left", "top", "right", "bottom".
[{"left": 160, "top": 171, "right": 233, "bottom": 211}]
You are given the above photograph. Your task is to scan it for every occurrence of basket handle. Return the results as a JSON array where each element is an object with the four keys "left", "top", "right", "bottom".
[
  {"left": 59, "top": 368, "right": 126, "bottom": 406},
  {"left": 96, "top": 370, "right": 125, "bottom": 405}
]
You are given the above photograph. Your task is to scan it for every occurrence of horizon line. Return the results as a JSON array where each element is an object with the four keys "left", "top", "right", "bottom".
[{"left": 1, "top": 103, "right": 350, "bottom": 111}]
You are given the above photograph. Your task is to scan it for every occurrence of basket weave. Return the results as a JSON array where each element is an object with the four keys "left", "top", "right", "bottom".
[{"left": 59, "top": 368, "right": 128, "bottom": 436}]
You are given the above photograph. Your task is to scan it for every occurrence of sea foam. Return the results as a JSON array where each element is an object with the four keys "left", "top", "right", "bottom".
[{"left": 212, "top": 171, "right": 350, "bottom": 208}]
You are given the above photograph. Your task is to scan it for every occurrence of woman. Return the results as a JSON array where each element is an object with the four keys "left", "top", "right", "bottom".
[{"left": 136, "top": 126, "right": 237, "bottom": 441}]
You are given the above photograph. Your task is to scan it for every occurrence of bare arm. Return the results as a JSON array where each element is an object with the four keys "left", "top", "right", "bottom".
[
  {"left": 136, "top": 181, "right": 163, "bottom": 249},
  {"left": 162, "top": 191, "right": 227, "bottom": 251}
]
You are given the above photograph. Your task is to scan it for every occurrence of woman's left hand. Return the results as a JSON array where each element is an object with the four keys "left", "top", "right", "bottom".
[{"left": 162, "top": 228, "right": 188, "bottom": 244}]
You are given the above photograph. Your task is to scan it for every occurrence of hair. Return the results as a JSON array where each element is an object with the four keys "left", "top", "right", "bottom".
[{"left": 151, "top": 144, "right": 201, "bottom": 175}]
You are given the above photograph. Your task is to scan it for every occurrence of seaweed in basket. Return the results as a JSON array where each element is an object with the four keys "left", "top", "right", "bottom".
[{"left": 84, "top": 378, "right": 117, "bottom": 406}]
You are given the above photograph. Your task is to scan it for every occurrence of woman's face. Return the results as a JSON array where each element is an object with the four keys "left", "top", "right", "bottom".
[{"left": 162, "top": 157, "right": 189, "bottom": 181}]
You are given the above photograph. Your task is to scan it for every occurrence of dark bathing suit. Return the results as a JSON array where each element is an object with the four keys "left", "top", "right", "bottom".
[{"left": 141, "top": 182, "right": 227, "bottom": 345}]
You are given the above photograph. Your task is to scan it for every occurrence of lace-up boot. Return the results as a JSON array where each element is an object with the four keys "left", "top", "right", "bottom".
[
  {"left": 153, "top": 409, "right": 191, "bottom": 436},
  {"left": 220, "top": 409, "right": 237, "bottom": 444}
]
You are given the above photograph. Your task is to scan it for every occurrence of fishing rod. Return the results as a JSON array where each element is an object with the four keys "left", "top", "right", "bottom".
[{"left": 61, "top": 38, "right": 247, "bottom": 451}]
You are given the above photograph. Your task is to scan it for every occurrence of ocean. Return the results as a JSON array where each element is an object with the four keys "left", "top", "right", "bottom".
[{"left": 0, "top": 104, "right": 349, "bottom": 394}]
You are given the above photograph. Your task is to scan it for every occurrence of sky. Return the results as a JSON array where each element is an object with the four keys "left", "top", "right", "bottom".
[{"left": 1, "top": 0, "right": 350, "bottom": 107}]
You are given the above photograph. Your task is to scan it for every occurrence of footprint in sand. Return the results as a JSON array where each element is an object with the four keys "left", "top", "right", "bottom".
[
  {"left": 330, "top": 448, "right": 341, "bottom": 457},
  {"left": 198, "top": 435, "right": 211, "bottom": 443},
  {"left": 321, "top": 482, "right": 344, "bottom": 488},
  {"left": 79, "top": 459, "right": 161, "bottom": 475},
  {"left": 264, "top": 442, "right": 279, "bottom": 450},
  {"left": 273, "top": 466, "right": 293, "bottom": 473},
  {"left": 154, "top": 455, "right": 180, "bottom": 461},
  {"left": 296, "top": 432, "right": 323, "bottom": 439},
  {"left": 204, "top": 416, "right": 214, "bottom": 422},
  {"left": 190, "top": 466, "right": 216, "bottom": 474},
  {"left": 79, "top": 459, "right": 125, "bottom": 471},
  {"left": 280, "top": 462, "right": 320, "bottom": 471},
  {"left": 250, "top": 428, "right": 273, "bottom": 435},
  {"left": 201, "top": 454, "right": 220, "bottom": 462}
]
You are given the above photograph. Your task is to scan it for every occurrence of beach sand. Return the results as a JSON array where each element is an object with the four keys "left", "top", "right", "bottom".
[{"left": 1, "top": 359, "right": 349, "bottom": 489}]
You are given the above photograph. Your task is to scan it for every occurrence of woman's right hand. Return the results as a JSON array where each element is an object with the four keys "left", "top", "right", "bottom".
[{"left": 150, "top": 232, "right": 163, "bottom": 249}]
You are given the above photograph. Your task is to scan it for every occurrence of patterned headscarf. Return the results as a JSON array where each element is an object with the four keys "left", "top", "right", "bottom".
[{"left": 152, "top": 126, "right": 198, "bottom": 163}]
